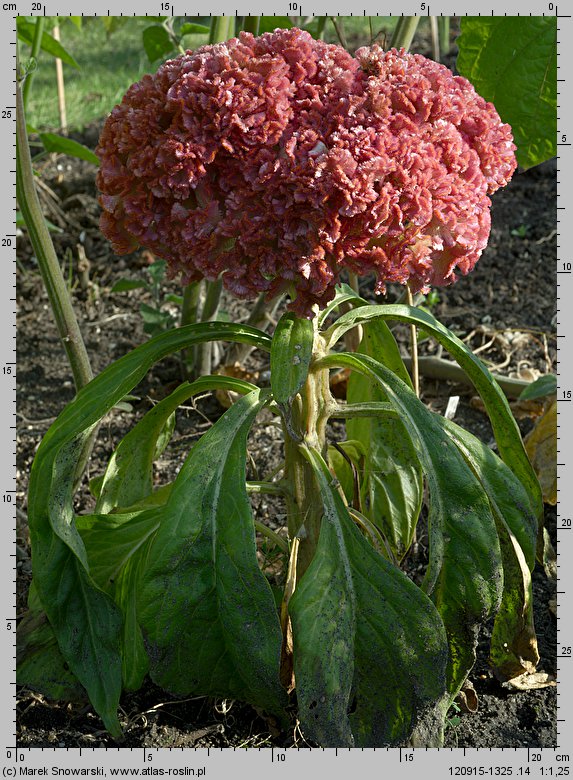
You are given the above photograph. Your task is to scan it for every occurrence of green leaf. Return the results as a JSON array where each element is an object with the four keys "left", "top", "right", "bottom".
[
  {"left": 457, "top": 17, "right": 557, "bottom": 170},
  {"left": 96, "top": 376, "right": 257, "bottom": 514},
  {"left": 316, "top": 283, "right": 363, "bottom": 326},
  {"left": 39, "top": 133, "right": 99, "bottom": 165},
  {"left": 138, "top": 390, "right": 287, "bottom": 717},
  {"left": 68, "top": 16, "right": 82, "bottom": 30},
  {"left": 76, "top": 509, "right": 160, "bottom": 691},
  {"left": 17, "top": 19, "right": 79, "bottom": 68},
  {"left": 142, "top": 24, "right": 175, "bottom": 63},
  {"left": 258, "top": 16, "right": 292, "bottom": 33},
  {"left": 179, "top": 22, "right": 210, "bottom": 35},
  {"left": 290, "top": 446, "right": 448, "bottom": 747},
  {"left": 438, "top": 417, "right": 539, "bottom": 681},
  {"left": 110, "top": 279, "right": 147, "bottom": 293},
  {"left": 17, "top": 610, "right": 85, "bottom": 702},
  {"left": 27, "top": 322, "right": 270, "bottom": 733},
  {"left": 519, "top": 373, "right": 557, "bottom": 401},
  {"left": 319, "top": 351, "right": 504, "bottom": 701},
  {"left": 347, "top": 319, "right": 422, "bottom": 560},
  {"left": 327, "top": 440, "right": 365, "bottom": 506},
  {"left": 325, "top": 304, "right": 543, "bottom": 524},
  {"left": 271, "top": 313, "right": 314, "bottom": 404}
]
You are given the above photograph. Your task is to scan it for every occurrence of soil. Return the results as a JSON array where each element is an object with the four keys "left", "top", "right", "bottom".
[{"left": 16, "top": 123, "right": 557, "bottom": 747}]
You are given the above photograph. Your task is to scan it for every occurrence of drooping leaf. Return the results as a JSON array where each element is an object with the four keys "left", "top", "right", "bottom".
[
  {"left": 347, "top": 319, "right": 422, "bottom": 560},
  {"left": 457, "top": 17, "right": 557, "bottom": 169},
  {"left": 519, "top": 373, "right": 557, "bottom": 401},
  {"left": 142, "top": 24, "right": 175, "bottom": 63},
  {"left": 96, "top": 375, "right": 257, "bottom": 513},
  {"left": 327, "top": 440, "right": 365, "bottom": 507},
  {"left": 138, "top": 390, "right": 287, "bottom": 718},
  {"left": 27, "top": 322, "right": 271, "bottom": 734},
  {"left": 76, "top": 509, "right": 161, "bottom": 691},
  {"left": 524, "top": 399, "right": 557, "bottom": 505},
  {"left": 17, "top": 609, "right": 85, "bottom": 702},
  {"left": 39, "top": 133, "right": 99, "bottom": 165},
  {"left": 17, "top": 19, "right": 80, "bottom": 68},
  {"left": 290, "top": 446, "right": 448, "bottom": 747},
  {"left": 438, "top": 417, "right": 539, "bottom": 681},
  {"left": 325, "top": 304, "right": 543, "bottom": 524},
  {"left": 320, "top": 351, "right": 503, "bottom": 700},
  {"left": 271, "top": 312, "right": 314, "bottom": 404}
]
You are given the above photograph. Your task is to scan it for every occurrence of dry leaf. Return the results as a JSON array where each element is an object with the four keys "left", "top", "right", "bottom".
[
  {"left": 524, "top": 399, "right": 557, "bottom": 505},
  {"left": 505, "top": 672, "right": 556, "bottom": 691},
  {"left": 215, "top": 362, "right": 260, "bottom": 408}
]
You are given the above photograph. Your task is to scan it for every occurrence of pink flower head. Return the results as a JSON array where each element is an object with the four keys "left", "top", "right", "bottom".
[{"left": 96, "top": 28, "right": 517, "bottom": 317}]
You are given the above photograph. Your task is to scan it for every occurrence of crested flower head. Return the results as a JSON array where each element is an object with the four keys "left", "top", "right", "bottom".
[{"left": 96, "top": 28, "right": 517, "bottom": 317}]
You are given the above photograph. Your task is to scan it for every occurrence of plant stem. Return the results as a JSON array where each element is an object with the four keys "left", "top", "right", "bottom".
[
  {"left": 209, "top": 16, "right": 233, "bottom": 44},
  {"left": 390, "top": 16, "right": 420, "bottom": 51},
  {"left": 430, "top": 16, "right": 440, "bottom": 62},
  {"left": 253, "top": 519, "right": 289, "bottom": 554},
  {"left": 22, "top": 16, "right": 45, "bottom": 111},
  {"left": 330, "top": 17, "right": 348, "bottom": 49},
  {"left": 406, "top": 285, "right": 419, "bottom": 397},
  {"left": 52, "top": 24, "right": 68, "bottom": 132},
  {"left": 242, "top": 16, "right": 260, "bottom": 34},
  {"left": 282, "top": 327, "right": 335, "bottom": 578},
  {"left": 438, "top": 16, "right": 450, "bottom": 56},
  {"left": 247, "top": 480, "right": 288, "bottom": 497},
  {"left": 16, "top": 70, "right": 93, "bottom": 391},
  {"left": 197, "top": 278, "right": 223, "bottom": 376}
]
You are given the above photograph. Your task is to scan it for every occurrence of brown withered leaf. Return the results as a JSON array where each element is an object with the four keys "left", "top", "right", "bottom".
[{"left": 524, "top": 399, "right": 557, "bottom": 505}]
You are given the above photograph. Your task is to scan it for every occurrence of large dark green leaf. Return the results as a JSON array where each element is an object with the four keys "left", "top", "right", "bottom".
[
  {"left": 271, "top": 312, "right": 314, "bottom": 404},
  {"left": 325, "top": 305, "right": 542, "bottom": 524},
  {"left": 290, "top": 446, "right": 448, "bottom": 747},
  {"left": 76, "top": 509, "right": 160, "bottom": 691},
  {"left": 438, "top": 418, "right": 539, "bottom": 680},
  {"left": 319, "top": 351, "right": 503, "bottom": 700},
  {"left": 347, "top": 319, "right": 422, "bottom": 560},
  {"left": 457, "top": 17, "right": 557, "bottom": 170},
  {"left": 138, "top": 390, "right": 287, "bottom": 717},
  {"left": 96, "top": 375, "right": 257, "bottom": 513},
  {"left": 27, "top": 322, "right": 270, "bottom": 734}
]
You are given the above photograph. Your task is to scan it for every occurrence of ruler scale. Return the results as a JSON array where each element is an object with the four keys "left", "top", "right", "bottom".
[{"left": 3, "top": 2, "right": 569, "bottom": 777}]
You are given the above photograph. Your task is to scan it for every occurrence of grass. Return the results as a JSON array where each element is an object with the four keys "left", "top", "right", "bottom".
[
  {"left": 24, "top": 17, "right": 152, "bottom": 131},
  {"left": 21, "top": 15, "right": 435, "bottom": 133}
]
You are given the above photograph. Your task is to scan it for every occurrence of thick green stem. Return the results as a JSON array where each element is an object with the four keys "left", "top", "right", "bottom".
[
  {"left": 283, "top": 330, "right": 336, "bottom": 578},
  {"left": 242, "top": 16, "right": 260, "bottom": 35},
  {"left": 180, "top": 280, "right": 201, "bottom": 374},
  {"left": 22, "top": 16, "right": 44, "bottom": 110},
  {"left": 17, "top": 71, "right": 93, "bottom": 391},
  {"left": 209, "top": 16, "right": 233, "bottom": 44},
  {"left": 390, "top": 16, "right": 420, "bottom": 51},
  {"left": 197, "top": 278, "right": 223, "bottom": 376},
  {"left": 438, "top": 17, "right": 450, "bottom": 56}
]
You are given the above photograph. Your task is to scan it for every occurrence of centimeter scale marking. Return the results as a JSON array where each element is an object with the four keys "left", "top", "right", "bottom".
[{"left": 2, "top": 2, "right": 570, "bottom": 778}]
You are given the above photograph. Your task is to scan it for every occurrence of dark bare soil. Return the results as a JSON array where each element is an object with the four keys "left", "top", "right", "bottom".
[{"left": 16, "top": 116, "right": 557, "bottom": 748}]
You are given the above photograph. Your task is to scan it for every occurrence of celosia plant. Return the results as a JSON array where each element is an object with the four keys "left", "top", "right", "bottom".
[
  {"left": 20, "top": 28, "right": 543, "bottom": 747},
  {"left": 96, "top": 29, "right": 515, "bottom": 316}
]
